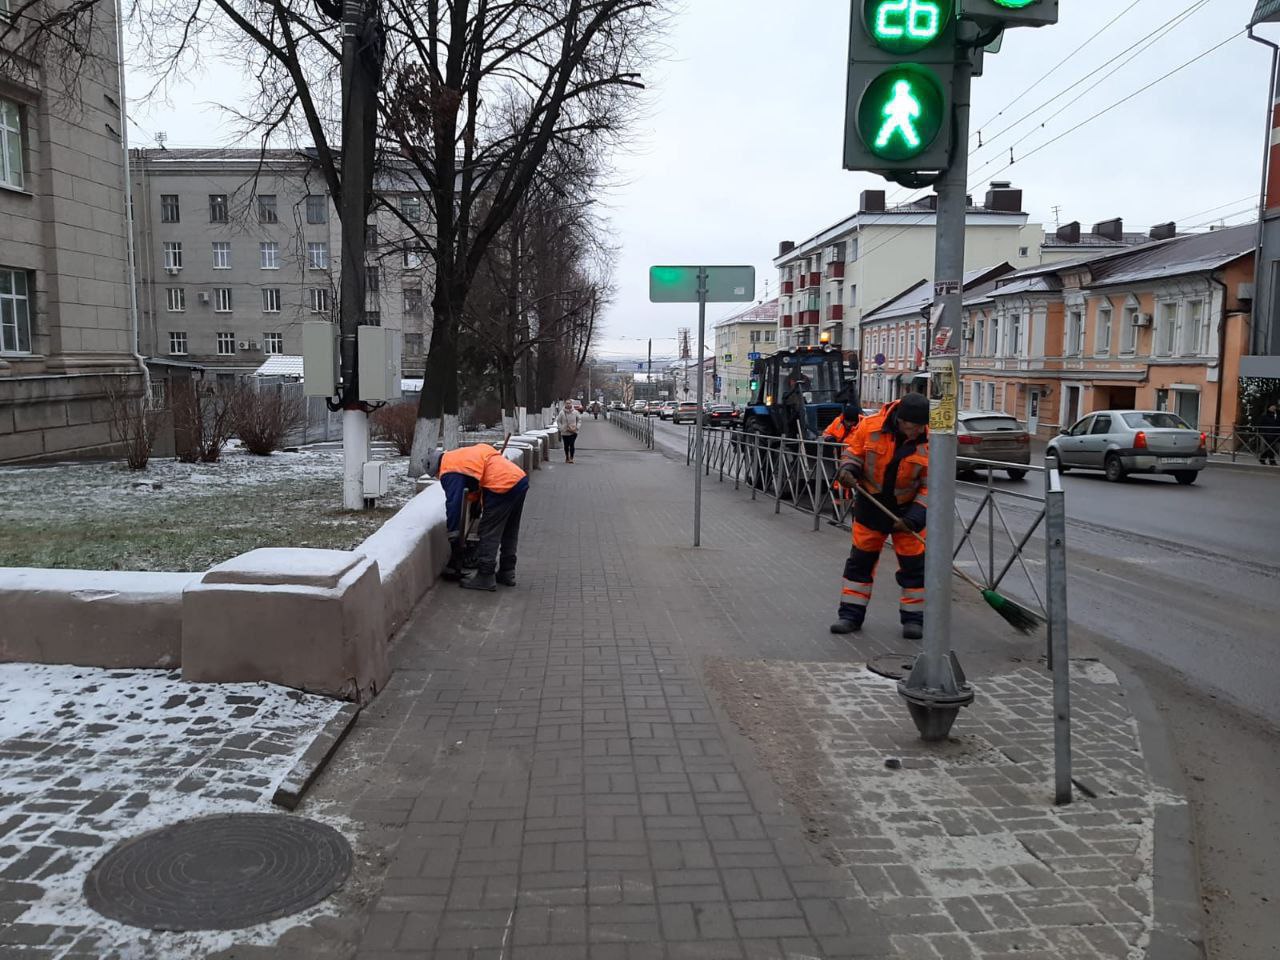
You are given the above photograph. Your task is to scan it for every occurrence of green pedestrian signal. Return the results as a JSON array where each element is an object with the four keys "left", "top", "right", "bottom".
[
  {"left": 957, "top": 0, "right": 1058, "bottom": 28},
  {"left": 845, "top": 0, "right": 957, "bottom": 174}
]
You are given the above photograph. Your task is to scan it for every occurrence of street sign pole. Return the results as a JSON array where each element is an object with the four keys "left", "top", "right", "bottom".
[
  {"left": 898, "top": 49, "right": 976, "bottom": 742},
  {"left": 694, "top": 268, "right": 708, "bottom": 546}
]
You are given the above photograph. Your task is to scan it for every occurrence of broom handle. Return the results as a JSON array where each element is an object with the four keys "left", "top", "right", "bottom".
[
  {"left": 852, "top": 480, "right": 988, "bottom": 594},
  {"left": 500, "top": 433, "right": 512, "bottom": 454}
]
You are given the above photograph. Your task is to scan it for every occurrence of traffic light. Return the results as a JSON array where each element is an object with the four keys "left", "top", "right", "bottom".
[
  {"left": 844, "top": 0, "right": 959, "bottom": 174},
  {"left": 958, "top": 0, "right": 1058, "bottom": 28}
]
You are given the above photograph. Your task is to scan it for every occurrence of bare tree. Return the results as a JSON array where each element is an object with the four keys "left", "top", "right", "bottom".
[{"left": 104, "top": 375, "right": 163, "bottom": 471}]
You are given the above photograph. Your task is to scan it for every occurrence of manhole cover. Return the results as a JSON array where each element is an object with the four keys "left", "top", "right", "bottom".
[
  {"left": 85, "top": 813, "right": 351, "bottom": 931},
  {"left": 867, "top": 653, "right": 918, "bottom": 681}
]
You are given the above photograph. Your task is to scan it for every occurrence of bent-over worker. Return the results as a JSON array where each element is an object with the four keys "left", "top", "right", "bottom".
[
  {"left": 831, "top": 392, "right": 930, "bottom": 640},
  {"left": 428, "top": 444, "right": 529, "bottom": 591}
]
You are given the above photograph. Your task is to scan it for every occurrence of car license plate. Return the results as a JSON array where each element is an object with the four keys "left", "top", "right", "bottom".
[{"left": 1161, "top": 457, "right": 1191, "bottom": 465}]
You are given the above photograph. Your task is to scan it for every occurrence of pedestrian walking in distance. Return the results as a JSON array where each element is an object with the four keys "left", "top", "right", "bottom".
[
  {"left": 557, "top": 400, "right": 581, "bottom": 463},
  {"left": 831, "top": 392, "right": 930, "bottom": 641},
  {"left": 1260, "top": 402, "right": 1279, "bottom": 466},
  {"left": 429, "top": 444, "right": 528, "bottom": 591}
]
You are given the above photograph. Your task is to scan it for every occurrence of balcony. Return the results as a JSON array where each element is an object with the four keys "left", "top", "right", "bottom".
[
  {"left": 801, "top": 309, "right": 820, "bottom": 325},
  {"left": 781, "top": 280, "right": 795, "bottom": 295},
  {"left": 781, "top": 314, "right": 794, "bottom": 328},
  {"left": 827, "top": 304, "right": 844, "bottom": 322},
  {"left": 797, "top": 275, "right": 808, "bottom": 290},
  {"left": 826, "top": 262, "right": 845, "bottom": 280},
  {"left": 808, "top": 271, "right": 822, "bottom": 287}
]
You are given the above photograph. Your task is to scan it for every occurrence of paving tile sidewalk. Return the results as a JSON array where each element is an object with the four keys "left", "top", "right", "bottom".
[{"left": 246, "top": 418, "right": 1177, "bottom": 960}]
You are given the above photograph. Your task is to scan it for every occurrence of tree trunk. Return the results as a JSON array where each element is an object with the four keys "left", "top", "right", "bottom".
[{"left": 409, "top": 283, "right": 463, "bottom": 476}]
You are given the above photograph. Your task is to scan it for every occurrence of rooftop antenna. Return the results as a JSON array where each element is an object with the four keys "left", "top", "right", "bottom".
[
  {"left": 1051, "top": 204, "right": 1062, "bottom": 229},
  {"left": 155, "top": 131, "right": 168, "bottom": 150}
]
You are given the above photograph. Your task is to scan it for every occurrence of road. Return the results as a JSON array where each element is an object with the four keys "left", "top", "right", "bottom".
[{"left": 645, "top": 411, "right": 1280, "bottom": 958}]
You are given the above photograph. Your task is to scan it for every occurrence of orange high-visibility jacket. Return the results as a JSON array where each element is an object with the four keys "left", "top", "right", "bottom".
[
  {"left": 840, "top": 400, "right": 928, "bottom": 516},
  {"left": 440, "top": 444, "right": 526, "bottom": 493},
  {"left": 821, "top": 415, "right": 859, "bottom": 446}
]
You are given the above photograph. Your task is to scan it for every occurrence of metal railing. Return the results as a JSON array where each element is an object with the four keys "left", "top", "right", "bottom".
[
  {"left": 610, "top": 410, "right": 654, "bottom": 449},
  {"left": 682, "top": 425, "right": 1075, "bottom": 802},
  {"left": 1205, "top": 427, "right": 1278, "bottom": 463}
]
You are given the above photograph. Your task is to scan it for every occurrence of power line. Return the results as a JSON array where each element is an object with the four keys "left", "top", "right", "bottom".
[
  {"left": 1186, "top": 205, "right": 1259, "bottom": 229},
  {"left": 972, "top": 0, "right": 1149, "bottom": 140},
  {"left": 1171, "top": 194, "right": 1258, "bottom": 224}
]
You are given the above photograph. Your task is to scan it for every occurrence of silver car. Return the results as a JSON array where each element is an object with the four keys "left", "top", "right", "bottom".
[
  {"left": 957, "top": 411, "right": 1032, "bottom": 480},
  {"left": 1047, "top": 410, "right": 1207, "bottom": 485}
]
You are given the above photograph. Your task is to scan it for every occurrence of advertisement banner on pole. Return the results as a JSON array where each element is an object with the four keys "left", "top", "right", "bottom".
[{"left": 927, "top": 358, "right": 958, "bottom": 434}]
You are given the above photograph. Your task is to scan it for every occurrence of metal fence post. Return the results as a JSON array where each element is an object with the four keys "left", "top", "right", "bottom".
[{"left": 1045, "top": 462, "right": 1072, "bottom": 805}]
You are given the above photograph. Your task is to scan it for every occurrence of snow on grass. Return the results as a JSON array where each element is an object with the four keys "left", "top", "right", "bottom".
[
  {"left": 0, "top": 445, "right": 415, "bottom": 572},
  {"left": 0, "top": 662, "right": 350, "bottom": 959}
]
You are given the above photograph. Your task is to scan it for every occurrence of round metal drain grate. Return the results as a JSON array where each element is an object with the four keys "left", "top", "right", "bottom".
[{"left": 84, "top": 813, "right": 352, "bottom": 931}]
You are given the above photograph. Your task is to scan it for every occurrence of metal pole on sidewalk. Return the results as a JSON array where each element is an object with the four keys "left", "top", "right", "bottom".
[
  {"left": 694, "top": 267, "right": 708, "bottom": 547},
  {"left": 898, "top": 50, "right": 976, "bottom": 742},
  {"left": 1045, "top": 463, "right": 1073, "bottom": 804}
]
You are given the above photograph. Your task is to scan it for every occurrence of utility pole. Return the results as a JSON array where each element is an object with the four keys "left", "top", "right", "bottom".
[
  {"left": 898, "top": 48, "right": 975, "bottom": 741},
  {"left": 693, "top": 268, "right": 708, "bottom": 546},
  {"left": 647, "top": 338, "right": 653, "bottom": 400}
]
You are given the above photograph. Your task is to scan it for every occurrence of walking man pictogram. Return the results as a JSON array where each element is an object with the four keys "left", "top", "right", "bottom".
[{"left": 875, "top": 79, "right": 922, "bottom": 151}]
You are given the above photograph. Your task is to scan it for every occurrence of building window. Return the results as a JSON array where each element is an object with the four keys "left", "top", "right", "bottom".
[
  {"left": 305, "top": 194, "right": 327, "bottom": 224},
  {"left": 365, "top": 224, "right": 378, "bottom": 248},
  {"left": 363, "top": 311, "right": 381, "bottom": 326},
  {"left": 1182, "top": 300, "right": 1204, "bottom": 356},
  {"left": 169, "top": 331, "right": 187, "bottom": 355},
  {"left": 309, "top": 287, "right": 330, "bottom": 313},
  {"left": 404, "top": 333, "right": 423, "bottom": 355},
  {"left": 366, "top": 265, "right": 380, "bottom": 296},
  {"left": 166, "top": 287, "right": 185, "bottom": 312},
  {"left": 260, "top": 241, "right": 279, "bottom": 270},
  {"left": 262, "top": 288, "right": 281, "bottom": 313},
  {"left": 1157, "top": 302, "right": 1178, "bottom": 356},
  {"left": 1121, "top": 307, "right": 1138, "bottom": 353},
  {"left": 217, "top": 332, "right": 236, "bottom": 355},
  {"left": 0, "top": 267, "right": 32, "bottom": 353},
  {"left": 1010, "top": 314, "right": 1022, "bottom": 357},
  {"left": 975, "top": 317, "right": 985, "bottom": 356},
  {"left": 212, "top": 241, "right": 231, "bottom": 269},
  {"left": 402, "top": 248, "right": 423, "bottom": 269},
  {"left": 209, "top": 194, "right": 229, "bottom": 222},
  {"left": 1, "top": 98, "right": 24, "bottom": 189},
  {"left": 307, "top": 242, "right": 329, "bottom": 270},
  {"left": 1096, "top": 307, "right": 1112, "bottom": 355},
  {"left": 1065, "top": 310, "right": 1083, "bottom": 356},
  {"left": 400, "top": 195, "right": 421, "bottom": 222},
  {"left": 263, "top": 332, "right": 284, "bottom": 354},
  {"left": 403, "top": 286, "right": 422, "bottom": 316},
  {"left": 160, "top": 194, "right": 180, "bottom": 223},
  {"left": 988, "top": 318, "right": 999, "bottom": 357},
  {"left": 162, "top": 242, "right": 183, "bottom": 270},
  {"left": 1019, "top": 246, "right": 1030, "bottom": 257},
  {"left": 257, "top": 194, "right": 278, "bottom": 223},
  {"left": 214, "top": 288, "right": 232, "bottom": 312}
]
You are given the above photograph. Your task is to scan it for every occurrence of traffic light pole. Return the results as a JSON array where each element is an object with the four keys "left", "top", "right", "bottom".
[
  {"left": 693, "top": 267, "right": 708, "bottom": 547},
  {"left": 898, "top": 48, "right": 976, "bottom": 741}
]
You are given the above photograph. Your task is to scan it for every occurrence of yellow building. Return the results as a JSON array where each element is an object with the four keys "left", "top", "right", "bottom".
[{"left": 713, "top": 299, "right": 778, "bottom": 405}]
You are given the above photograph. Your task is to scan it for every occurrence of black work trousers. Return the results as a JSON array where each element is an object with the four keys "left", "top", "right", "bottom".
[{"left": 476, "top": 486, "right": 526, "bottom": 575}]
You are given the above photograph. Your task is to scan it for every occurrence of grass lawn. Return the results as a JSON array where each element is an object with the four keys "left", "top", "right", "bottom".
[{"left": 0, "top": 446, "right": 415, "bottom": 572}]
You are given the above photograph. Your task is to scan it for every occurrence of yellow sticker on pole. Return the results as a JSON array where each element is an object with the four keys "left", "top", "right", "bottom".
[{"left": 927, "top": 359, "right": 958, "bottom": 434}]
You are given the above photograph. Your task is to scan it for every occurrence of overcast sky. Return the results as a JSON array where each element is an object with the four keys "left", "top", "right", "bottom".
[{"left": 125, "top": 0, "right": 1277, "bottom": 361}]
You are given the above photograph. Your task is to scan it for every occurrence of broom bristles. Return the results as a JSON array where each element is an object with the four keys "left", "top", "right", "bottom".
[{"left": 981, "top": 589, "right": 1044, "bottom": 635}]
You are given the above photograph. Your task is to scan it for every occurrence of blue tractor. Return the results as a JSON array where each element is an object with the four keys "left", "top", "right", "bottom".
[{"left": 741, "top": 345, "right": 858, "bottom": 440}]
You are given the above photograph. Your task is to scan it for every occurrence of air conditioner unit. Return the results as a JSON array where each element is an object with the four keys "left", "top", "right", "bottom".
[
  {"left": 237, "top": 340, "right": 249, "bottom": 350},
  {"left": 247, "top": 340, "right": 260, "bottom": 351},
  {"left": 164, "top": 266, "right": 180, "bottom": 276},
  {"left": 197, "top": 292, "right": 210, "bottom": 304},
  {"left": 1134, "top": 313, "right": 1153, "bottom": 327}
]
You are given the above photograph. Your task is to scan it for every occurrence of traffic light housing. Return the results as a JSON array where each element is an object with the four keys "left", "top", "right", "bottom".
[
  {"left": 958, "top": 0, "right": 1058, "bottom": 28},
  {"left": 844, "top": 0, "right": 959, "bottom": 174}
]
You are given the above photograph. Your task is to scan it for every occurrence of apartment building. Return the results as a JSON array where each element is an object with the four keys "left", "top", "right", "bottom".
[
  {"left": 774, "top": 183, "right": 1041, "bottom": 356},
  {"left": 713, "top": 299, "right": 778, "bottom": 405},
  {"left": 960, "top": 224, "right": 1255, "bottom": 438},
  {"left": 129, "top": 148, "right": 434, "bottom": 392},
  {"left": 1, "top": 0, "right": 142, "bottom": 462}
]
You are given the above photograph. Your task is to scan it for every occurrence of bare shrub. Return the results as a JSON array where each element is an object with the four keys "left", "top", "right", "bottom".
[
  {"left": 372, "top": 401, "right": 418, "bottom": 456},
  {"left": 104, "top": 375, "right": 162, "bottom": 471},
  {"left": 170, "top": 381, "right": 238, "bottom": 463},
  {"left": 232, "top": 386, "right": 305, "bottom": 456}
]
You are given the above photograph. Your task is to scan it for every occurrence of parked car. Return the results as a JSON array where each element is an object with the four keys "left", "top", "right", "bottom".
[
  {"left": 630, "top": 400, "right": 647, "bottom": 414},
  {"left": 672, "top": 401, "right": 701, "bottom": 424},
  {"left": 957, "top": 411, "right": 1031, "bottom": 480},
  {"left": 1047, "top": 410, "right": 1207, "bottom": 484},
  {"left": 658, "top": 401, "right": 678, "bottom": 420},
  {"left": 703, "top": 404, "right": 737, "bottom": 427}
]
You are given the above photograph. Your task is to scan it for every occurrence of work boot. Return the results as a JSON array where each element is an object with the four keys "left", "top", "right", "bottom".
[
  {"left": 902, "top": 622, "right": 923, "bottom": 641},
  {"left": 460, "top": 571, "right": 497, "bottom": 592},
  {"left": 830, "top": 620, "right": 862, "bottom": 635},
  {"left": 441, "top": 565, "right": 464, "bottom": 582},
  {"left": 496, "top": 570, "right": 517, "bottom": 587}
]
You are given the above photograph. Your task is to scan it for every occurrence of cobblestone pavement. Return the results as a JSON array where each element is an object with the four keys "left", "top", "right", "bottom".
[
  {"left": 709, "top": 658, "right": 1161, "bottom": 959},
  {"left": 0, "top": 663, "right": 348, "bottom": 959}
]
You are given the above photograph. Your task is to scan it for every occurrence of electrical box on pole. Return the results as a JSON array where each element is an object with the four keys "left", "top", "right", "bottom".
[
  {"left": 844, "top": 0, "right": 959, "bottom": 175},
  {"left": 957, "top": 0, "right": 1058, "bottom": 28}
]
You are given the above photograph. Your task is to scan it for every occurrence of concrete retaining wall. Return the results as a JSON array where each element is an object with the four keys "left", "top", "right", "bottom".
[{"left": 361, "top": 482, "right": 451, "bottom": 635}]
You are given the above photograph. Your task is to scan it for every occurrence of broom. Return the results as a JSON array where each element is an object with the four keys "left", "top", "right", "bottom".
[{"left": 852, "top": 480, "right": 1044, "bottom": 635}]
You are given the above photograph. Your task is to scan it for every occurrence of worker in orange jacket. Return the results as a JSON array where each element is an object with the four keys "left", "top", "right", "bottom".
[
  {"left": 831, "top": 392, "right": 930, "bottom": 640},
  {"left": 428, "top": 444, "right": 529, "bottom": 591},
  {"left": 821, "top": 400, "right": 862, "bottom": 502}
]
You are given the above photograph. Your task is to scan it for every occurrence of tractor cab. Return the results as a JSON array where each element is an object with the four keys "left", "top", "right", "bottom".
[{"left": 742, "top": 345, "right": 857, "bottom": 439}]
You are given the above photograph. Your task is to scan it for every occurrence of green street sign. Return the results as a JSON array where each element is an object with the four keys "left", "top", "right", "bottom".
[
  {"left": 857, "top": 66, "right": 946, "bottom": 162},
  {"left": 864, "top": 0, "right": 954, "bottom": 55},
  {"left": 649, "top": 266, "right": 756, "bottom": 304}
]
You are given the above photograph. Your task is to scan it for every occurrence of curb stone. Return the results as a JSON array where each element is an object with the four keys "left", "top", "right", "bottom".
[{"left": 271, "top": 703, "right": 361, "bottom": 811}]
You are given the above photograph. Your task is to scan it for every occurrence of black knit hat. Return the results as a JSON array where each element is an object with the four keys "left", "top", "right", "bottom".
[{"left": 898, "top": 392, "right": 930, "bottom": 425}]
